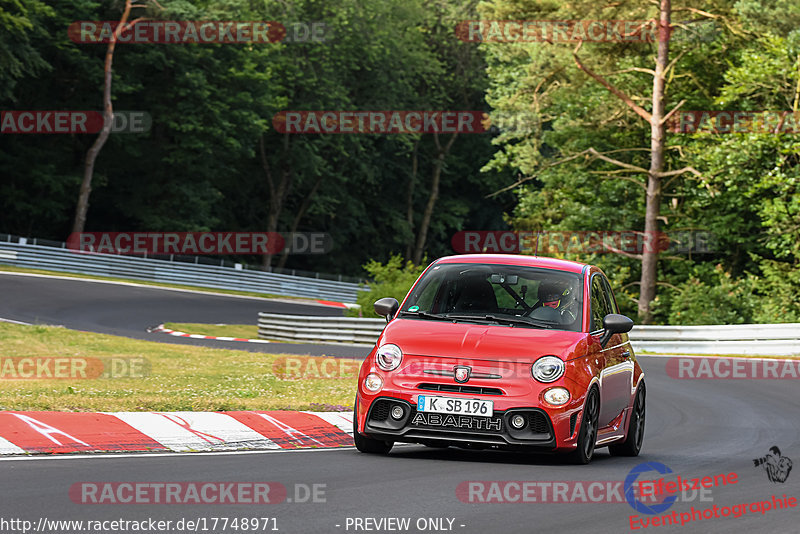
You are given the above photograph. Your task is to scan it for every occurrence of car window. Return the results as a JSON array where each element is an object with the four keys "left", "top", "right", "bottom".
[
  {"left": 600, "top": 276, "right": 620, "bottom": 314},
  {"left": 400, "top": 263, "right": 584, "bottom": 332},
  {"left": 411, "top": 275, "right": 439, "bottom": 311},
  {"left": 590, "top": 274, "right": 612, "bottom": 332}
]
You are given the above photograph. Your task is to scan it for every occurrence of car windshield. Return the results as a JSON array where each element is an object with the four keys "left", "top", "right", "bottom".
[{"left": 399, "top": 262, "right": 584, "bottom": 332}]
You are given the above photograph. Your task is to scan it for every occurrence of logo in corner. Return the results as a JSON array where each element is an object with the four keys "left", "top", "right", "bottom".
[
  {"left": 753, "top": 446, "right": 793, "bottom": 483},
  {"left": 624, "top": 461, "right": 677, "bottom": 515}
]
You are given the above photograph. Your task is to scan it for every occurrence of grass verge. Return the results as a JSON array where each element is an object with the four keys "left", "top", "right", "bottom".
[
  {"left": 0, "top": 323, "right": 358, "bottom": 412},
  {"left": 163, "top": 322, "right": 259, "bottom": 339}
]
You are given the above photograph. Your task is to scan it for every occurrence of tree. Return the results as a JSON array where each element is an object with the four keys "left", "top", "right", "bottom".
[
  {"left": 570, "top": 0, "right": 703, "bottom": 322},
  {"left": 479, "top": 0, "right": 730, "bottom": 323},
  {"left": 72, "top": 0, "right": 155, "bottom": 234},
  {"left": 0, "top": 0, "right": 53, "bottom": 102}
]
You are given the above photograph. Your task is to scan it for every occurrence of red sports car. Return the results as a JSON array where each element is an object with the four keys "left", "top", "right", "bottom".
[{"left": 354, "top": 254, "right": 645, "bottom": 464}]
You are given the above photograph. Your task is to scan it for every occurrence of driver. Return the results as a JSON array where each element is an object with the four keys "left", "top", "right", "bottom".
[{"left": 537, "top": 280, "right": 578, "bottom": 323}]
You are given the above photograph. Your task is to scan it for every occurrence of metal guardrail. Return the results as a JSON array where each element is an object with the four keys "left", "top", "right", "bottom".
[
  {"left": 256, "top": 314, "right": 800, "bottom": 355},
  {"left": 628, "top": 324, "right": 800, "bottom": 355},
  {"left": 0, "top": 241, "right": 365, "bottom": 303},
  {"left": 0, "top": 234, "right": 365, "bottom": 283},
  {"left": 258, "top": 313, "right": 385, "bottom": 344}
]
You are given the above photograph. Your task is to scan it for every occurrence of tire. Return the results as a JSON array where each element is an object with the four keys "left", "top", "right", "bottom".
[
  {"left": 353, "top": 403, "right": 393, "bottom": 454},
  {"left": 609, "top": 383, "right": 646, "bottom": 457},
  {"left": 569, "top": 387, "right": 600, "bottom": 465}
]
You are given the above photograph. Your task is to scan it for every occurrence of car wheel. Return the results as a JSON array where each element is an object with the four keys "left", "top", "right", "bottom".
[
  {"left": 569, "top": 387, "right": 599, "bottom": 465},
  {"left": 609, "top": 383, "right": 646, "bottom": 457},
  {"left": 353, "top": 404, "right": 393, "bottom": 454}
]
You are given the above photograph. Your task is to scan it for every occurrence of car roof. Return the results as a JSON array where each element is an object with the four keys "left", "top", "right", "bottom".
[{"left": 434, "top": 254, "right": 588, "bottom": 274}]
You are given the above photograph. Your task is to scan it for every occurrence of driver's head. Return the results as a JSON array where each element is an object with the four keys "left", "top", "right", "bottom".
[{"left": 538, "top": 280, "right": 566, "bottom": 309}]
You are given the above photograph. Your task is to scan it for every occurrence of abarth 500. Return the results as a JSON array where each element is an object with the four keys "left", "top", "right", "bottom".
[{"left": 353, "top": 254, "right": 645, "bottom": 464}]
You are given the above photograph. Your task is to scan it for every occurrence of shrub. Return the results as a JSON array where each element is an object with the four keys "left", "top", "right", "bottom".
[
  {"left": 347, "top": 255, "right": 427, "bottom": 317},
  {"left": 666, "top": 265, "right": 757, "bottom": 325}
]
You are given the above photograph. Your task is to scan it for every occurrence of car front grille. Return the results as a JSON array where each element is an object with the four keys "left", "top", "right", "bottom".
[
  {"left": 529, "top": 411, "right": 549, "bottom": 434},
  {"left": 417, "top": 383, "right": 504, "bottom": 396},
  {"left": 368, "top": 399, "right": 391, "bottom": 422}
]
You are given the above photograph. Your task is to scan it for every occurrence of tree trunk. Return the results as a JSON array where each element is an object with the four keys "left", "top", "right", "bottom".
[
  {"left": 404, "top": 140, "right": 419, "bottom": 260},
  {"left": 260, "top": 133, "right": 292, "bottom": 269},
  {"left": 638, "top": 0, "right": 671, "bottom": 323},
  {"left": 72, "top": 0, "right": 134, "bottom": 234},
  {"left": 276, "top": 173, "right": 324, "bottom": 269},
  {"left": 412, "top": 132, "right": 457, "bottom": 265}
]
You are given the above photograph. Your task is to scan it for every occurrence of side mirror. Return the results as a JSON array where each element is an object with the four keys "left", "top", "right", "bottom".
[
  {"left": 599, "top": 313, "right": 634, "bottom": 348},
  {"left": 374, "top": 297, "right": 400, "bottom": 322}
]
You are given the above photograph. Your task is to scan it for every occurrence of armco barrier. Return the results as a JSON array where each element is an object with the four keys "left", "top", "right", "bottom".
[
  {"left": 257, "top": 314, "right": 800, "bottom": 355},
  {"left": 0, "top": 241, "right": 364, "bottom": 303},
  {"left": 258, "top": 313, "right": 386, "bottom": 344},
  {"left": 628, "top": 323, "right": 800, "bottom": 355}
]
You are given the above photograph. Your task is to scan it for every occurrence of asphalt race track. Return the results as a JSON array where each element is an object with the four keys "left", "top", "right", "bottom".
[
  {"left": 0, "top": 273, "right": 798, "bottom": 533},
  {"left": 1, "top": 356, "right": 798, "bottom": 533},
  {"left": 0, "top": 272, "right": 370, "bottom": 358}
]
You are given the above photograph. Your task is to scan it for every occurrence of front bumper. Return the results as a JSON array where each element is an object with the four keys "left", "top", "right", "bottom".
[
  {"left": 356, "top": 352, "right": 591, "bottom": 451},
  {"left": 363, "top": 396, "right": 564, "bottom": 451}
]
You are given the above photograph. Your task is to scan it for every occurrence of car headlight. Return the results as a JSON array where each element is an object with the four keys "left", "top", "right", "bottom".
[
  {"left": 531, "top": 356, "right": 565, "bottom": 383},
  {"left": 364, "top": 373, "right": 383, "bottom": 392},
  {"left": 376, "top": 344, "right": 403, "bottom": 371},
  {"left": 543, "top": 387, "right": 570, "bottom": 406}
]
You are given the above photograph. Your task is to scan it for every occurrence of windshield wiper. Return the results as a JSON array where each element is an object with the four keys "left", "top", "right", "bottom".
[
  {"left": 488, "top": 314, "right": 553, "bottom": 329},
  {"left": 398, "top": 310, "right": 448, "bottom": 321},
  {"left": 443, "top": 313, "right": 553, "bottom": 329}
]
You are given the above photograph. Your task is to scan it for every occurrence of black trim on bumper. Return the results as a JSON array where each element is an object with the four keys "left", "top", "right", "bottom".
[{"left": 364, "top": 396, "right": 556, "bottom": 450}]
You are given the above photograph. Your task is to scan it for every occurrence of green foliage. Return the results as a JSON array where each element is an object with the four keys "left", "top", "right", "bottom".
[
  {"left": 478, "top": 0, "right": 800, "bottom": 325},
  {"left": 658, "top": 265, "right": 757, "bottom": 325},
  {"left": 2, "top": 0, "right": 799, "bottom": 325},
  {"left": 0, "top": 0, "right": 54, "bottom": 101},
  {"left": 751, "top": 259, "right": 800, "bottom": 323},
  {"left": 0, "top": 0, "right": 514, "bottom": 278},
  {"left": 348, "top": 255, "right": 426, "bottom": 317}
]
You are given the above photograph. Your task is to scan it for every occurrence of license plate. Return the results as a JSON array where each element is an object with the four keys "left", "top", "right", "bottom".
[{"left": 417, "top": 395, "right": 493, "bottom": 417}]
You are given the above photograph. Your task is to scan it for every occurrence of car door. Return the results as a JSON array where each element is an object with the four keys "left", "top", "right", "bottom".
[{"left": 591, "top": 273, "right": 633, "bottom": 428}]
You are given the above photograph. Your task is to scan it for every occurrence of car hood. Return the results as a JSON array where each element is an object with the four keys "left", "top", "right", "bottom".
[{"left": 379, "top": 317, "right": 592, "bottom": 363}]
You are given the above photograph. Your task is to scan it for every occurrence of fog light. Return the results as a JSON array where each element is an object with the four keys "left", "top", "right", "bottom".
[
  {"left": 510, "top": 414, "right": 526, "bottom": 429},
  {"left": 543, "top": 387, "right": 570, "bottom": 406},
  {"left": 364, "top": 373, "right": 383, "bottom": 392},
  {"left": 391, "top": 406, "right": 404, "bottom": 420}
]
